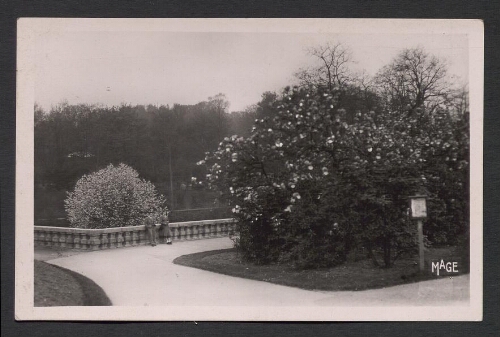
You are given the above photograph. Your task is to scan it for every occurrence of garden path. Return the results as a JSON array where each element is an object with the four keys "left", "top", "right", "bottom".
[{"left": 43, "top": 238, "right": 470, "bottom": 308}]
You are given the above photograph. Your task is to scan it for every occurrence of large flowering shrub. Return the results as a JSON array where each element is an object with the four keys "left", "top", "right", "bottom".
[
  {"left": 201, "top": 83, "right": 468, "bottom": 268},
  {"left": 65, "top": 163, "right": 167, "bottom": 229}
]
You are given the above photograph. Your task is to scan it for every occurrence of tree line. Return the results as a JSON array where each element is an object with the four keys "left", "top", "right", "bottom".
[{"left": 34, "top": 93, "right": 260, "bottom": 219}]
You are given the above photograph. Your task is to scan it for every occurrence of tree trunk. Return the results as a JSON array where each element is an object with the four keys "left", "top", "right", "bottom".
[
  {"left": 366, "top": 242, "right": 380, "bottom": 267},
  {"left": 383, "top": 236, "right": 392, "bottom": 268},
  {"left": 168, "top": 145, "right": 174, "bottom": 210}
]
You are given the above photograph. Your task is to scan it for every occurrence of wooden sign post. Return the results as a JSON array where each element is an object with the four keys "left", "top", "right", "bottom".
[{"left": 409, "top": 195, "right": 428, "bottom": 272}]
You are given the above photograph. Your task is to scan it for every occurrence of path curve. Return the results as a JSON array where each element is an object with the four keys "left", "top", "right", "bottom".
[{"left": 44, "top": 238, "right": 469, "bottom": 307}]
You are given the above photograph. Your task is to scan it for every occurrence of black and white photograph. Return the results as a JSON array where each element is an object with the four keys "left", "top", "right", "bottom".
[{"left": 15, "top": 18, "right": 483, "bottom": 321}]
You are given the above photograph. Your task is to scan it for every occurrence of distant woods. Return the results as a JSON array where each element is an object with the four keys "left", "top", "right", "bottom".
[{"left": 34, "top": 94, "right": 265, "bottom": 219}]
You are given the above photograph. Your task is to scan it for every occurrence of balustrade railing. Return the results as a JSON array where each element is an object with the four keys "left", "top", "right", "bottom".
[{"left": 34, "top": 219, "right": 237, "bottom": 251}]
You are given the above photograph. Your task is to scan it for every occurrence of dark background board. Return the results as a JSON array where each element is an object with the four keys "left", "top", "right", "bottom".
[{"left": 1, "top": 0, "right": 499, "bottom": 336}]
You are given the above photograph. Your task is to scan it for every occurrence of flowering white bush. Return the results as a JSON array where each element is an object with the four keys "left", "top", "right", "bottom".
[
  {"left": 201, "top": 83, "right": 468, "bottom": 267},
  {"left": 65, "top": 163, "right": 167, "bottom": 229}
]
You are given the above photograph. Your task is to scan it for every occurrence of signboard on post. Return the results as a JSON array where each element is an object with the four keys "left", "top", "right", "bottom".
[
  {"left": 410, "top": 196, "right": 427, "bottom": 219},
  {"left": 409, "top": 194, "right": 428, "bottom": 272}
]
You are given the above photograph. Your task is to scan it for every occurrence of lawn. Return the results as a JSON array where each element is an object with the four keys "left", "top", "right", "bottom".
[
  {"left": 174, "top": 246, "right": 468, "bottom": 291},
  {"left": 34, "top": 260, "right": 112, "bottom": 306}
]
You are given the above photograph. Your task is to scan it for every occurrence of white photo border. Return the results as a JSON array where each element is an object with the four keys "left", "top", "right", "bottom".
[{"left": 15, "top": 18, "right": 484, "bottom": 321}]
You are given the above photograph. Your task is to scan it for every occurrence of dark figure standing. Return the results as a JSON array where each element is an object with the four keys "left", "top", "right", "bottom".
[
  {"left": 159, "top": 213, "right": 172, "bottom": 244},
  {"left": 144, "top": 216, "right": 157, "bottom": 246}
]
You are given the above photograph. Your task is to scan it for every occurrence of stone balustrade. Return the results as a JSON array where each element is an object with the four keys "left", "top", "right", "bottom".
[{"left": 34, "top": 218, "right": 237, "bottom": 251}]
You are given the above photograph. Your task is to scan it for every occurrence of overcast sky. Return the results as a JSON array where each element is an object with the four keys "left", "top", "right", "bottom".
[{"left": 34, "top": 31, "right": 468, "bottom": 112}]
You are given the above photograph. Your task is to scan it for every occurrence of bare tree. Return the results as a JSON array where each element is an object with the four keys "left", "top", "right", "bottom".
[
  {"left": 295, "top": 42, "right": 353, "bottom": 91},
  {"left": 449, "top": 84, "right": 469, "bottom": 116},
  {"left": 208, "top": 93, "right": 230, "bottom": 115},
  {"left": 375, "top": 47, "right": 452, "bottom": 116},
  {"left": 207, "top": 93, "right": 231, "bottom": 142}
]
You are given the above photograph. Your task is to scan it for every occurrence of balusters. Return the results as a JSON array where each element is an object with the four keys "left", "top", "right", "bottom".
[
  {"left": 198, "top": 224, "right": 203, "bottom": 239},
  {"left": 44, "top": 231, "right": 51, "bottom": 247},
  {"left": 108, "top": 232, "right": 116, "bottom": 248},
  {"left": 37, "top": 231, "right": 45, "bottom": 247},
  {"left": 196, "top": 224, "right": 201, "bottom": 239},
  {"left": 124, "top": 230, "right": 131, "bottom": 247},
  {"left": 65, "top": 232, "right": 74, "bottom": 249},
  {"left": 80, "top": 233, "right": 87, "bottom": 250},
  {"left": 138, "top": 229, "right": 146, "bottom": 245},
  {"left": 179, "top": 226, "right": 186, "bottom": 240},
  {"left": 131, "top": 229, "right": 138, "bottom": 246},
  {"left": 116, "top": 232, "right": 124, "bottom": 248},
  {"left": 90, "top": 234, "right": 100, "bottom": 250},
  {"left": 74, "top": 232, "right": 81, "bottom": 249},
  {"left": 217, "top": 223, "right": 222, "bottom": 237},
  {"left": 173, "top": 226, "right": 180, "bottom": 241},
  {"left": 68, "top": 232, "right": 75, "bottom": 249},
  {"left": 59, "top": 232, "right": 67, "bottom": 248},
  {"left": 51, "top": 232, "right": 59, "bottom": 248},
  {"left": 100, "top": 233, "right": 109, "bottom": 249}
]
